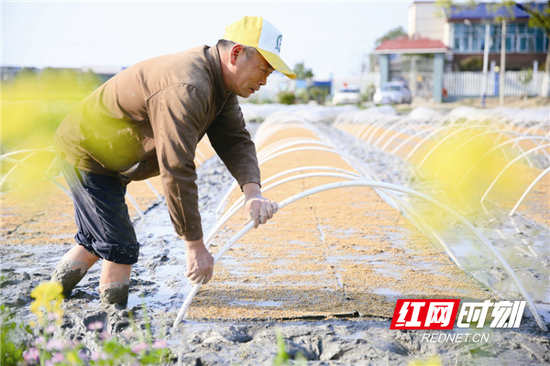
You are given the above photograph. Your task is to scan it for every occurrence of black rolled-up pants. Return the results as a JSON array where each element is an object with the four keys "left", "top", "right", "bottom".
[{"left": 58, "top": 159, "right": 140, "bottom": 265}]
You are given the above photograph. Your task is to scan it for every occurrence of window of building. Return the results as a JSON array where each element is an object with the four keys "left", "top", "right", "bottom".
[{"left": 452, "top": 21, "right": 547, "bottom": 54}]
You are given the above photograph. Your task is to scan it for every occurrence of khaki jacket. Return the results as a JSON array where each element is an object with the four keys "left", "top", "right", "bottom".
[{"left": 54, "top": 45, "right": 261, "bottom": 241}]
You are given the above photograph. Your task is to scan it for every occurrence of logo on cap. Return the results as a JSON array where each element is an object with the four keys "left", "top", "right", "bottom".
[
  {"left": 223, "top": 16, "right": 296, "bottom": 79},
  {"left": 275, "top": 35, "right": 282, "bottom": 53}
]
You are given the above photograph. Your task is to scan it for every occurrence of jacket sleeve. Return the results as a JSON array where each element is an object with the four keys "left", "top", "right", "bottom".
[
  {"left": 206, "top": 94, "right": 261, "bottom": 189},
  {"left": 147, "top": 83, "right": 205, "bottom": 241}
]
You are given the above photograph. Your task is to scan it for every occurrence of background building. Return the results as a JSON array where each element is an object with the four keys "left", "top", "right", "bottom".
[
  {"left": 375, "top": 0, "right": 548, "bottom": 102},
  {"left": 446, "top": 2, "right": 547, "bottom": 71}
]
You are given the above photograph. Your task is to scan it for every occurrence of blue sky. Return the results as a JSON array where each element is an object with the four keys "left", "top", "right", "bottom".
[{"left": 2, "top": 1, "right": 414, "bottom": 76}]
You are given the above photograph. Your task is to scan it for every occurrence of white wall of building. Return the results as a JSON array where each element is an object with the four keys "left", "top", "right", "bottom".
[{"left": 408, "top": 1, "right": 448, "bottom": 44}]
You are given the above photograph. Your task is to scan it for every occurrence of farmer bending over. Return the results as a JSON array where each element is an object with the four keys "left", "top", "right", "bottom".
[{"left": 51, "top": 16, "right": 296, "bottom": 307}]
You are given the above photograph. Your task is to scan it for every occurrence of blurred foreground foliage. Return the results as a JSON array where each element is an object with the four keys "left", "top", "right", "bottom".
[
  {"left": 410, "top": 123, "right": 537, "bottom": 230},
  {"left": 1, "top": 68, "right": 102, "bottom": 192},
  {"left": 1, "top": 303, "right": 32, "bottom": 366},
  {"left": 14, "top": 281, "right": 173, "bottom": 365},
  {"left": 2, "top": 67, "right": 102, "bottom": 152}
]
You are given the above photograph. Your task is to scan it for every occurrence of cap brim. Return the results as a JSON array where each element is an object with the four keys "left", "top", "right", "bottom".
[{"left": 257, "top": 49, "right": 297, "bottom": 79}]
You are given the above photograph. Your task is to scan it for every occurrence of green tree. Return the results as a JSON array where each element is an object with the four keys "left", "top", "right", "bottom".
[
  {"left": 293, "top": 62, "right": 314, "bottom": 79},
  {"left": 459, "top": 56, "right": 484, "bottom": 71},
  {"left": 515, "top": 1, "right": 550, "bottom": 92},
  {"left": 437, "top": 0, "right": 550, "bottom": 96},
  {"left": 375, "top": 26, "right": 407, "bottom": 47},
  {"left": 518, "top": 68, "right": 534, "bottom": 96},
  {"left": 277, "top": 91, "right": 296, "bottom": 105},
  {"left": 369, "top": 26, "right": 408, "bottom": 73}
]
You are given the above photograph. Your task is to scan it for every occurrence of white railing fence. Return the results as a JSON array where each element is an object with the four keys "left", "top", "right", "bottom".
[
  {"left": 444, "top": 70, "right": 544, "bottom": 97},
  {"left": 250, "top": 70, "right": 546, "bottom": 102}
]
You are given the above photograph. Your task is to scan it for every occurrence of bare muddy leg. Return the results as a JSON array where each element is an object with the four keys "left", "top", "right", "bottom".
[
  {"left": 99, "top": 281, "right": 130, "bottom": 307},
  {"left": 51, "top": 260, "right": 88, "bottom": 298},
  {"left": 99, "top": 260, "right": 132, "bottom": 308}
]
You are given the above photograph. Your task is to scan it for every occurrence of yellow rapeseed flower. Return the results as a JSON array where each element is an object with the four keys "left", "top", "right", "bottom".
[
  {"left": 30, "top": 282, "right": 64, "bottom": 324},
  {"left": 408, "top": 355, "right": 442, "bottom": 366},
  {"left": 66, "top": 351, "right": 81, "bottom": 365}
]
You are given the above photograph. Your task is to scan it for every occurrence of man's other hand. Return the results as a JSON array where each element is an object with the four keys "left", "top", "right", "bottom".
[
  {"left": 243, "top": 182, "right": 279, "bottom": 229},
  {"left": 185, "top": 239, "right": 214, "bottom": 284}
]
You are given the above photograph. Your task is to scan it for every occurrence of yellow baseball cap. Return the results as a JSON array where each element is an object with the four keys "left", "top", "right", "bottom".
[{"left": 223, "top": 16, "right": 297, "bottom": 79}]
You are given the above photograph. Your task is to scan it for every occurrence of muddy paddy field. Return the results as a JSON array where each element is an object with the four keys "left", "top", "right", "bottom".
[{"left": 1, "top": 103, "right": 550, "bottom": 365}]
